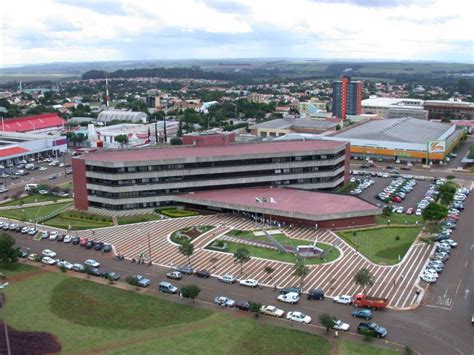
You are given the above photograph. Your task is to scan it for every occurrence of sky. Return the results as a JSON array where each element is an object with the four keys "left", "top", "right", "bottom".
[{"left": 0, "top": 0, "right": 473, "bottom": 66}]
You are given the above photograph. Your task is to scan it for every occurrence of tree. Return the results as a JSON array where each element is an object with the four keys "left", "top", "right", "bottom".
[
  {"left": 354, "top": 268, "right": 375, "bottom": 292},
  {"left": 0, "top": 233, "right": 21, "bottom": 265},
  {"left": 293, "top": 257, "right": 310, "bottom": 287},
  {"left": 382, "top": 205, "right": 392, "bottom": 217},
  {"left": 114, "top": 134, "right": 129, "bottom": 147},
  {"left": 126, "top": 275, "right": 141, "bottom": 290},
  {"left": 249, "top": 301, "right": 262, "bottom": 318},
  {"left": 422, "top": 202, "right": 448, "bottom": 222},
  {"left": 178, "top": 240, "right": 194, "bottom": 266},
  {"left": 170, "top": 137, "right": 183, "bottom": 145},
  {"left": 83, "top": 264, "right": 92, "bottom": 278},
  {"left": 234, "top": 248, "right": 251, "bottom": 274},
  {"left": 181, "top": 284, "right": 201, "bottom": 303},
  {"left": 438, "top": 183, "right": 456, "bottom": 205},
  {"left": 263, "top": 265, "right": 274, "bottom": 280},
  {"left": 319, "top": 313, "right": 336, "bottom": 334}
]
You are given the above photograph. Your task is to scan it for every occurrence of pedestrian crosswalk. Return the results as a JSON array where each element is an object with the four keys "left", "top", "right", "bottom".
[{"left": 5, "top": 213, "right": 432, "bottom": 309}]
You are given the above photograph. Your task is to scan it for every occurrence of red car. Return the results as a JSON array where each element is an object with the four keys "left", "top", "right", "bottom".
[
  {"left": 79, "top": 237, "right": 89, "bottom": 247},
  {"left": 391, "top": 196, "right": 402, "bottom": 203},
  {"left": 406, "top": 208, "right": 413, "bottom": 215}
]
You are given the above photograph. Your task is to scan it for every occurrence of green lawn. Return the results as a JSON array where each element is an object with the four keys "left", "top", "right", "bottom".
[
  {"left": 44, "top": 209, "right": 113, "bottom": 230},
  {"left": 117, "top": 213, "right": 163, "bottom": 225},
  {"left": 337, "top": 181, "right": 358, "bottom": 194},
  {"left": 0, "top": 263, "right": 35, "bottom": 276},
  {"left": 338, "top": 226, "right": 421, "bottom": 265},
  {"left": 338, "top": 340, "right": 399, "bottom": 355},
  {"left": 160, "top": 208, "right": 199, "bottom": 218},
  {"left": 376, "top": 214, "right": 422, "bottom": 225},
  {"left": 0, "top": 194, "right": 69, "bottom": 207},
  {"left": 0, "top": 202, "right": 71, "bottom": 222}
]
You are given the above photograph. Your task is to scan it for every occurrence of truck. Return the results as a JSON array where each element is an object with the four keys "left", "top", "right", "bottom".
[{"left": 353, "top": 293, "right": 388, "bottom": 310}]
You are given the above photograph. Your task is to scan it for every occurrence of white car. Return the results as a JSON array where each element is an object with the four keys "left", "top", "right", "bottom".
[
  {"left": 218, "top": 274, "right": 236, "bottom": 284},
  {"left": 214, "top": 296, "right": 236, "bottom": 307},
  {"left": 260, "top": 305, "right": 285, "bottom": 318},
  {"left": 239, "top": 279, "right": 259, "bottom": 288},
  {"left": 422, "top": 269, "right": 438, "bottom": 279},
  {"left": 397, "top": 206, "right": 404, "bottom": 214},
  {"left": 57, "top": 260, "right": 74, "bottom": 270},
  {"left": 333, "top": 319, "right": 350, "bottom": 331},
  {"left": 49, "top": 231, "right": 59, "bottom": 240},
  {"left": 277, "top": 292, "right": 300, "bottom": 304},
  {"left": 63, "top": 235, "right": 73, "bottom": 243},
  {"left": 28, "top": 228, "right": 37, "bottom": 235},
  {"left": 286, "top": 311, "right": 312, "bottom": 324},
  {"left": 42, "top": 249, "right": 57, "bottom": 258},
  {"left": 420, "top": 273, "right": 437, "bottom": 283},
  {"left": 41, "top": 257, "right": 57, "bottom": 265},
  {"left": 333, "top": 295, "right": 353, "bottom": 305},
  {"left": 415, "top": 209, "right": 423, "bottom": 216},
  {"left": 39, "top": 167, "right": 47, "bottom": 171},
  {"left": 444, "top": 239, "right": 458, "bottom": 248},
  {"left": 84, "top": 259, "right": 100, "bottom": 268}
]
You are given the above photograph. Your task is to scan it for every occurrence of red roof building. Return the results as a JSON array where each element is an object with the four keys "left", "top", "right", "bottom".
[
  {"left": 1, "top": 113, "right": 65, "bottom": 133},
  {"left": 0, "top": 147, "right": 29, "bottom": 157}
]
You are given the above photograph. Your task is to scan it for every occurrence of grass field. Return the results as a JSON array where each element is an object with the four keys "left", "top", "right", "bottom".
[
  {"left": 0, "top": 194, "right": 69, "bottom": 207},
  {"left": 44, "top": 209, "right": 113, "bottom": 230},
  {"left": 376, "top": 214, "right": 422, "bottom": 225},
  {"left": 0, "top": 202, "right": 70, "bottom": 222},
  {"left": 117, "top": 213, "right": 164, "bottom": 225},
  {"left": 338, "top": 226, "right": 421, "bottom": 265},
  {"left": 338, "top": 340, "right": 399, "bottom": 355},
  {"left": 1, "top": 266, "right": 335, "bottom": 354}
]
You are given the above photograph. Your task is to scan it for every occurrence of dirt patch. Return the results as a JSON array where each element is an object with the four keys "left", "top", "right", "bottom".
[
  {"left": 0, "top": 321, "right": 61, "bottom": 355},
  {"left": 8, "top": 269, "right": 45, "bottom": 282}
]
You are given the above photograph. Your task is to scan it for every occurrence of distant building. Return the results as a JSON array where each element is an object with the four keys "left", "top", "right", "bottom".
[
  {"left": 183, "top": 130, "right": 235, "bottom": 147},
  {"left": 146, "top": 95, "right": 160, "bottom": 109},
  {"left": 299, "top": 101, "right": 327, "bottom": 118},
  {"left": 423, "top": 100, "right": 474, "bottom": 120},
  {"left": 97, "top": 110, "right": 148, "bottom": 124},
  {"left": 250, "top": 117, "right": 338, "bottom": 138},
  {"left": 386, "top": 107, "right": 428, "bottom": 120},
  {"left": 1, "top": 113, "right": 65, "bottom": 133},
  {"left": 361, "top": 97, "right": 425, "bottom": 119},
  {"left": 332, "top": 75, "right": 362, "bottom": 119}
]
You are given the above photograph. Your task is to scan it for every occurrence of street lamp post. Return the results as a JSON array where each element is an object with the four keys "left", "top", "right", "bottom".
[{"left": 147, "top": 232, "right": 152, "bottom": 266}]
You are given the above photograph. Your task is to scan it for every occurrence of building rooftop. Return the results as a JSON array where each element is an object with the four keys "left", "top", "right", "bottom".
[
  {"left": 361, "top": 97, "right": 424, "bottom": 108},
  {"left": 82, "top": 140, "right": 346, "bottom": 163},
  {"left": 251, "top": 118, "right": 337, "bottom": 130},
  {"left": 1, "top": 113, "right": 65, "bottom": 133},
  {"left": 178, "top": 187, "right": 379, "bottom": 219},
  {"left": 333, "top": 117, "right": 452, "bottom": 143}
]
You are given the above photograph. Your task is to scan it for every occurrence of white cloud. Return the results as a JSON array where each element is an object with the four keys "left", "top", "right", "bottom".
[{"left": 0, "top": 0, "right": 472, "bottom": 66}]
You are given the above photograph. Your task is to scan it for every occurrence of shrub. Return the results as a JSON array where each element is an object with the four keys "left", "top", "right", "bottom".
[{"left": 395, "top": 236, "right": 400, "bottom": 241}]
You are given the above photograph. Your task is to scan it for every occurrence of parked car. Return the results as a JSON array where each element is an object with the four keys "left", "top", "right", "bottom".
[
  {"left": 333, "top": 319, "right": 350, "bottom": 331},
  {"left": 357, "top": 322, "right": 388, "bottom": 338},
  {"left": 64, "top": 235, "right": 73, "bottom": 243},
  {"left": 236, "top": 301, "right": 251, "bottom": 311},
  {"left": 218, "top": 274, "right": 237, "bottom": 284},
  {"left": 333, "top": 295, "right": 352, "bottom": 305},
  {"left": 307, "top": 288, "right": 324, "bottom": 300},
  {"left": 352, "top": 309, "right": 373, "bottom": 320},
  {"left": 239, "top": 279, "right": 259, "bottom": 288},
  {"left": 72, "top": 263, "right": 85, "bottom": 272},
  {"left": 84, "top": 259, "right": 100, "bottom": 268},
  {"left": 88, "top": 268, "right": 103, "bottom": 277},
  {"left": 102, "top": 271, "right": 120, "bottom": 281},
  {"left": 175, "top": 266, "right": 193, "bottom": 275},
  {"left": 281, "top": 287, "right": 302, "bottom": 295},
  {"left": 195, "top": 270, "right": 210, "bottom": 278},
  {"left": 260, "top": 305, "right": 285, "bottom": 318},
  {"left": 72, "top": 237, "right": 81, "bottom": 245},
  {"left": 286, "top": 311, "right": 312, "bottom": 324},
  {"left": 103, "top": 243, "right": 112, "bottom": 252},
  {"left": 94, "top": 242, "right": 104, "bottom": 251},
  {"left": 57, "top": 260, "right": 73, "bottom": 270},
  {"left": 56, "top": 234, "right": 65, "bottom": 242},
  {"left": 41, "top": 257, "right": 57, "bottom": 265},
  {"left": 79, "top": 237, "right": 88, "bottom": 246},
  {"left": 134, "top": 275, "right": 151, "bottom": 287},
  {"left": 158, "top": 281, "right": 178, "bottom": 294},
  {"left": 49, "top": 231, "right": 59, "bottom": 240},
  {"left": 214, "top": 296, "right": 236, "bottom": 307},
  {"left": 277, "top": 292, "right": 300, "bottom": 304},
  {"left": 28, "top": 253, "right": 38, "bottom": 261},
  {"left": 41, "top": 231, "right": 49, "bottom": 239},
  {"left": 85, "top": 240, "right": 95, "bottom": 249},
  {"left": 21, "top": 226, "right": 30, "bottom": 234},
  {"left": 42, "top": 249, "right": 57, "bottom": 258},
  {"left": 166, "top": 271, "right": 183, "bottom": 280}
]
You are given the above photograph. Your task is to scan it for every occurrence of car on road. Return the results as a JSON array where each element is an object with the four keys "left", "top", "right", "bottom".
[
  {"left": 158, "top": 281, "right": 178, "bottom": 294},
  {"left": 134, "top": 275, "right": 151, "bottom": 287},
  {"left": 175, "top": 266, "right": 193, "bottom": 275},
  {"left": 239, "top": 279, "right": 259, "bottom": 288},
  {"left": 307, "top": 288, "right": 324, "bottom": 300},
  {"left": 352, "top": 309, "right": 372, "bottom": 320},
  {"left": 103, "top": 243, "right": 112, "bottom": 252},
  {"left": 286, "top": 311, "right": 312, "bottom": 324},
  {"left": 41, "top": 257, "right": 57, "bottom": 265},
  {"left": 166, "top": 271, "right": 183, "bottom": 280},
  {"left": 48, "top": 174, "right": 58, "bottom": 180},
  {"left": 218, "top": 274, "right": 237, "bottom": 284},
  {"left": 333, "top": 319, "right": 350, "bottom": 331},
  {"left": 277, "top": 292, "right": 300, "bottom": 304},
  {"left": 102, "top": 272, "right": 120, "bottom": 281},
  {"left": 84, "top": 259, "right": 100, "bottom": 268},
  {"left": 42, "top": 249, "right": 57, "bottom": 258},
  {"left": 357, "top": 322, "right": 388, "bottom": 338},
  {"left": 195, "top": 270, "right": 210, "bottom": 278},
  {"left": 72, "top": 263, "right": 85, "bottom": 272},
  {"left": 260, "top": 305, "right": 285, "bottom": 318},
  {"left": 333, "top": 295, "right": 352, "bottom": 305},
  {"left": 214, "top": 296, "right": 236, "bottom": 307},
  {"left": 57, "top": 260, "right": 73, "bottom": 270},
  {"left": 236, "top": 301, "right": 251, "bottom": 311},
  {"left": 64, "top": 235, "right": 73, "bottom": 243}
]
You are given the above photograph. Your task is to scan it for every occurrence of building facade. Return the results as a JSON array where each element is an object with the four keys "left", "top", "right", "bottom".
[
  {"left": 423, "top": 100, "right": 474, "bottom": 120},
  {"left": 72, "top": 140, "right": 349, "bottom": 211},
  {"left": 332, "top": 76, "right": 363, "bottom": 119}
]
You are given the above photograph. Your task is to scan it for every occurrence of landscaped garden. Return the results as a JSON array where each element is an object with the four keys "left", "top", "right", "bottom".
[
  {"left": 0, "top": 193, "right": 70, "bottom": 207},
  {"left": 170, "top": 225, "right": 215, "bottom": 245},
  {"left": 44, "top": 209, "right": 113, "bottom": 230},
  {"left": 206, "top": 229, "right": 340, "bottom": 265},
  {"left": 375, "top": 214, "right": 421, "bottom": 226},
  {"left": 338, "top": 226, "right": 421, "bottom": 265},
  {"left": 0, "top": 202, "right": 71, "bottom": 222},
  {"left": 158, "top": 208, "right": 199, "bottom": 218}
]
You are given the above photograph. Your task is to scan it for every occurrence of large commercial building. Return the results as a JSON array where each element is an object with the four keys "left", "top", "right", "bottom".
[
  {"left": 72, "top": 140, "right": 349, "bottom": 211},
  {"left": 249, "top": 118, "right": 338, "bottom": 138},
  {"left": 332, "top": 76, "right": 363, "bottom": 120},
  {"left": 361, "top": 97, "right": 426, "bottom": 119},
  {"left": 1, "top": 113, "right": 66, "bottom": 133},
  {"left": 97, "top": 110, "right": 148, "bottom": 124},
  {"left": 423, "top": 100, "right": 474, "bottom": 120}
]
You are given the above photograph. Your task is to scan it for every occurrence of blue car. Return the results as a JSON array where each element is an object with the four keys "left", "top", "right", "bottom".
[
  {"left": 352, "top": 309, "right": 372, "bottom": 320},
  {"left": 135, "top": 275, "right": 151, "bottom": 287}
]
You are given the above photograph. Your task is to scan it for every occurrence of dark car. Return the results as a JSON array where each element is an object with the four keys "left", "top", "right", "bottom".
[
  {"left": 236, "top": 301, "right": 251, "bottom": 311},
  {"left": 103, "top": 243, "right": 112, "bottom": 252},
  {"left": 85, "top": 240, "right": 95, "bottom": 249},
  {"left": 357, "top": 322, "right": 388, "bottom": 338},
  {"left": 400, "top": 166, "right": 411, "bottom": 171},
  {"left": 352, "top": 309, "right": 373, "bottom": 320},
  {"left": 195, "top": 270, "right": 210, "bottom": 278},
  {"left": 15, "top": 225, "right": 23, "bottom": 233},
  {"left": 359, "top": 164, "right": 369, "bottom": 169},
  {"left": 280, "top": 287, "right": 302, "bottom": 295},
  {"left": 176, "top": 266, "right": 193, "bottom": 275},
  {"left": 88, "top": 268, "right": 103, "bottom": 277},
  {"left": 72, "top": 237, "right": 80, "bottom": 245},
  {"left": 307, "top": 288, "right": 325, "bottom": 300},
  {"left": 102, "top": 271, "right": 120, "bottom": 281},
  {"left": 56, "top": 234, "right": 65, "bottom": 242},
  {"left": 95, "top": 242, "right": 104, "bottom": 251}
]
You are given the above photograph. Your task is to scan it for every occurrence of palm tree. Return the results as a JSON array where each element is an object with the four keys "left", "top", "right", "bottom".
[{"left": 354, "top": 268, "right": 375, "bottom": 292}]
